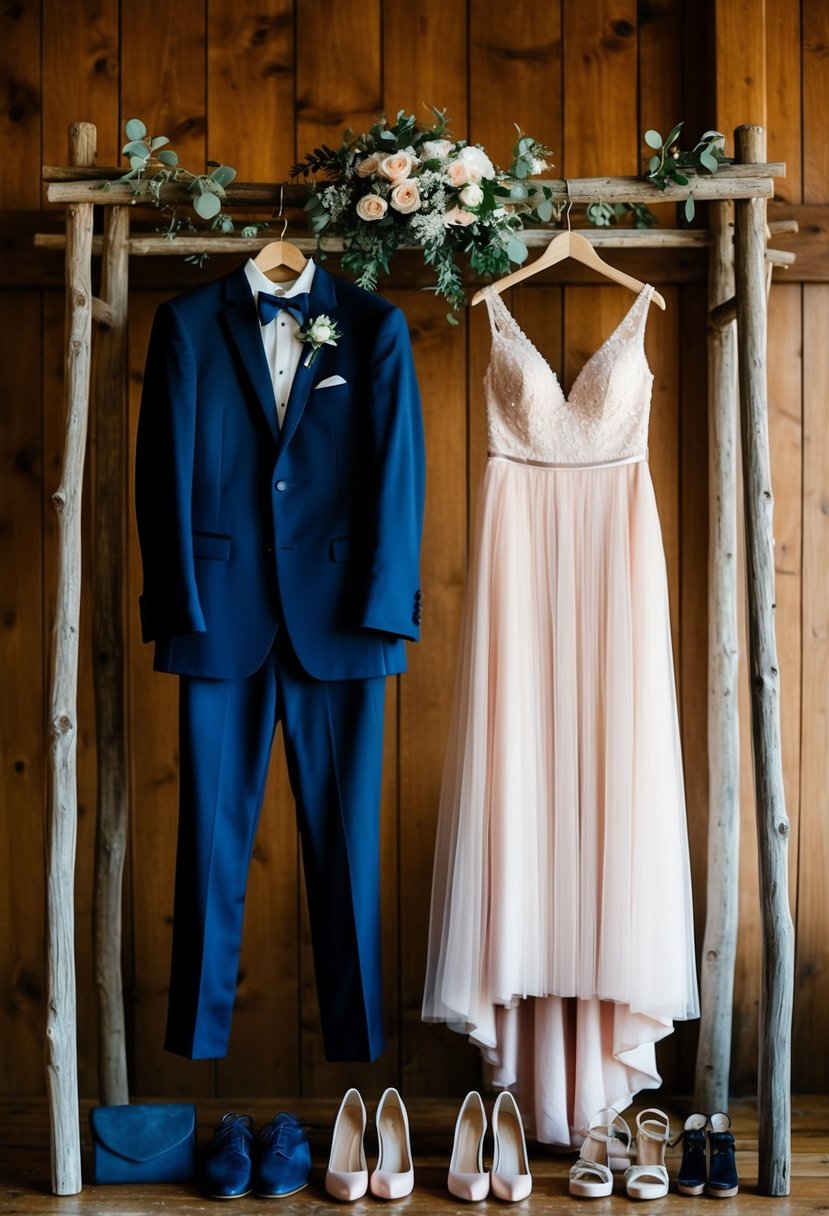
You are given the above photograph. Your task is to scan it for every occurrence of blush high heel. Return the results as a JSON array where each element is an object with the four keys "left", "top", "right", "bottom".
[
  {"left": 491, "top": 1091, "right": 532, "bottom": 1201},
  {"left": 370, "top": 1087, "right": 414, "bottom": 1199},
  {"left": 325, "top": 1088, "right": 368, "bottom": 1201},
  {"left": 625, "top": 1108, "right": 671, "bottom": 1200},
  {"left": 448, "top": 1091, "right": 489, "bottom": 1201}
]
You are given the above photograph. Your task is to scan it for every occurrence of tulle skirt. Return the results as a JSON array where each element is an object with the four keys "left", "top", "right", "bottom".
[{"left": 422, "top": 455, "right": 699, "bottom": 1145}]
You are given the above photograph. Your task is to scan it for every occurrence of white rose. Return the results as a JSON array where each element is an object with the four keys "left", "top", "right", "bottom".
[
  {"left": 390, "top": 180, "right": 421, "bottom": 214},
  {"left": 459, "top": 182, "right": 484, "bottom": 208},
  {"left": 458, "top": 144, "right": 495, "bottom": 182},
  {"left": 378, "top": 151, "right": 415, "bottom": 182},
  {"left": 313, "top": 322, "right": 332, "bottom": 343},
  {"left": 421, "top": 138, "right": 454, "bottom": 161},
  {"left": 356, "top": 193, "right": 388, "bottom": 221}
]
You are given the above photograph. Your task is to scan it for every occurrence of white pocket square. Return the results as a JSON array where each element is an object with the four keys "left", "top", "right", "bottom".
[{"left": 316, "top": 375, "right": 348, "bottom": 389}]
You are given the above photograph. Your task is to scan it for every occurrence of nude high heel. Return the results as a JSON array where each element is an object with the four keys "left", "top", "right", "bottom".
[
  {"left": 325, "top": 1088, "right": 368, "bottom": 1201},
  {"left": 625, "top": 1108, "right": 671, "bottom": 1200},
  {"left": 448, "top": 1091, "right": 489, "bottom": 1201},
  {"left": 490, "top": 1091, "right": 532, "bottom": 1201},
  {"left": 370, "top": 1087, "right": 414, "bottom": 1200}
]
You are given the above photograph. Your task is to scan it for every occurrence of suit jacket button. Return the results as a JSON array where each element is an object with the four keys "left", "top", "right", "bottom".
[{"left": 275, "top": 480, "right": 288, "bottom": 492}]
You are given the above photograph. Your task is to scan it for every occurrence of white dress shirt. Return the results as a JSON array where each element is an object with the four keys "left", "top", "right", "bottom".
[{"left": 244, "top": 256, "right": 317, "bottom": 430}]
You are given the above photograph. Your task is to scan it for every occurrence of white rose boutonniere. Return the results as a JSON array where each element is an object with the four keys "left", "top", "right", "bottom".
[{"left": 298, "top": 314, "right": 341, "bottom": 368}]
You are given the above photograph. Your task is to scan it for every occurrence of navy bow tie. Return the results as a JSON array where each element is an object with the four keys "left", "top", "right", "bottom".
[{"left": 257, "top": 291, "right": 310, "bottom": 328}]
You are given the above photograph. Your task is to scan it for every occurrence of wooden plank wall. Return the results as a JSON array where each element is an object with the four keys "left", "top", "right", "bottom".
[{"left": 0, "top": 0, "right": 826, "bottom": 1101}]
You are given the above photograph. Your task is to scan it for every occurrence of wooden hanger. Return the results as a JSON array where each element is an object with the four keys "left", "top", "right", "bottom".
[
  {"left": 253, "top": 188, "right": 308, "bottom": 283},
  {"left": 471, "top": 186, "right": 666, "bottom": 310}
]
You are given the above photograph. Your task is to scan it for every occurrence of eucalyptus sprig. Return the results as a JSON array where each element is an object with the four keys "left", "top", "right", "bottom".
[
  {"left": 643, "top": 121, "right": 727, "bottom": 221},
  {"left": 98, "top": 118, "right": 242, "bottom": 240}
]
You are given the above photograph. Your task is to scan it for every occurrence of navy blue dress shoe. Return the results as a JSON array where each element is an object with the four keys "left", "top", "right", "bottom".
[
  {"left": 202, "top": 1112, "right": 254, "bottom": 1199},
  {"left": 255, "top": 1112, "right": 312, "bottom": 1198}
]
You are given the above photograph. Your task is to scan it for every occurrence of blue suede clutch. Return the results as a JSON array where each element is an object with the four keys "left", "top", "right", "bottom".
[{"left": 89, "top": 1103, "right": 197, "bottom": 1184}]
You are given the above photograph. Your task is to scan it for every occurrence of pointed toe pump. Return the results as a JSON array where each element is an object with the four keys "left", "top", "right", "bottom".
[
  {"left": 625, "top": 1108, "right": 671, "bottom": 1200},
  {"left": 569, "top": 1108, "right": 633, "bottom": 1198},
  {"left": 675, "top": 1112, "right": 707, "bottom": 1196},
  {"left": 325, "top": 1088, "right": 368, "bottom": 1201},
  {"left": 706, "top": 1113, "right": 739, "bottom": 1198},
  {"left": 448, "top": 1091, "right": 490, "bottom": 1202},
  {"left": 490, "top": 1091, "right": 532, "bottom": 1202},
  {"left": 370, "top": 1087, "right": 414, "bottom": 1200}
]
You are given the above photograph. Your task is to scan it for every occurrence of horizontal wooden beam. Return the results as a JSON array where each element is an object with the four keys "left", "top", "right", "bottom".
[
  {"left": 34, "top": 227, "right": 714, "bottom": 256},
  {"left": 2, "top": 203, "right": 822, "bottom": 291},
  {"left": 43, "top": 167, "right": 784, "bottom": 208}
]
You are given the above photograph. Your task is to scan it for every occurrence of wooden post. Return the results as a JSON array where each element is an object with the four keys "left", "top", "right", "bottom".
[
  {"left": 695, "top": 200, "right": 741, "bottom": 1114},
  {"left": 91, "top": 204, "right": 130, "bottom": 1106},
  {"left": 734, "top": 123, "right": 794, "bottom": 1196},
  {"left": 46, "top": 120, "right": 96, "bottom": 1196}
]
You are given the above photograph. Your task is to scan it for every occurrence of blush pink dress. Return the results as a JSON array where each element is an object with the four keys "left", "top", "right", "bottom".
[{"left": 422, "top": 285, "right": 699, "bottom": 1147}]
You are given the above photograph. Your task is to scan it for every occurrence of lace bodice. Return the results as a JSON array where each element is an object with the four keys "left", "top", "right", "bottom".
[{"left": 483, "top": 285, "right": 654, "bottom": 465}]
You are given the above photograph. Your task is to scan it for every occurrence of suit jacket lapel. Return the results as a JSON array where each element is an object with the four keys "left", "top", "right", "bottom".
[
  {"left": 221, "top": 265, "right": 279, "bottom": 442},
  {"left": 277, "top": 265, "right": 338, "bottom": 457}
]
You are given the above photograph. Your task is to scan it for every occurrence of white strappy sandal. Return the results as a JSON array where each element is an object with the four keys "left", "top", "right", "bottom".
[
  {"left": 569, "top": 1108, "right": 633, "bottom": 1198},
  {"left": 625, "top": 1108, "right": 671, "bottom": 1200}
]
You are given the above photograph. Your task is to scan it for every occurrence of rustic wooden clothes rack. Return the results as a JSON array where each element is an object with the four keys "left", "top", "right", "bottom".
[{"left": 38, "top": 121, "right": 794, "bottom": 1196}]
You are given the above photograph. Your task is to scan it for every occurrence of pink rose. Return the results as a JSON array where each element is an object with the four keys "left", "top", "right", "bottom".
[
  {"left": 445, "top": 159, "right": 471, "bottom": 187},
  {"left": 356, "top": 193, "right": 389, "bottom": 221},
  {"left": 378, "top": 151, "right": 415, "bottom": 182},
  {"left": 390, "top": 180, "right": 421, "bottom": 214},
  {"left": 355, "top": 152, "right": 381, "bottom": 177},
  {"left": 443, "top": 205, "right": 477, "bottom": 227}
]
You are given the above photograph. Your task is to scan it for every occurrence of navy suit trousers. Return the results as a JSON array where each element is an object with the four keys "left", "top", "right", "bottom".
[{"left": 164, "top": 630, "right": 386, "bottom": 1063}]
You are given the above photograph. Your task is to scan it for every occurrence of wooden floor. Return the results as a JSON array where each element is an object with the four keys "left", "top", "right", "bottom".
[{"left": 2, "top": 1095, "right": 828, "bottom": 1213}]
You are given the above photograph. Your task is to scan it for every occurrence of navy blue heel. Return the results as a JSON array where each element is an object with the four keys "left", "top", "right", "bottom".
[
  {"left": 676, "top": 1113, "right": 707, "bottom": 1196},
  {"left": 706, "top": 1113, "right": 739, "bottom": 1198}
]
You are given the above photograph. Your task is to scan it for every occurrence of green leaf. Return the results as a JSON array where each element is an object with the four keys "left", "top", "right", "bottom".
[
  {"left": 157, "top": 149, "right": 179, "bottom": 167},
  {"left": 684, "top": 193, "right": 695, "bottom": 222},
  {"left": 380, "top": 130, "right": 396, "bottom": 141},
  {"left": 665, "top": 121, "right": 684, "bottom": 147},
  {"left": 129, "top": 154, "right": 148, "bottom": 170},
  {"left": 194, "top": 192, "right": 221, "bottom": 219},
  {"left": 510, "top": 182, "right": 529, "bottom": 200},
  {"left": 125, "top": 118, "right": 147, "bottom": 141},
  {"left": 674, "top": 171, "right": 689, "bottom": 185},
  {"left": 644, "top": 129, "right": 663, "bottom": 149},
  {"left": 648, "top": 155, "right": 660, "bottom": 173},
  {"left": 446, "top": 310, "right": 459, "bottom": 325},
  {"left": 122, "top": 139, "right": 149, "bottom": 157},
  {"left": 699, "top": 147, "right": 719, "bottom": 173},
  {"left": 514, "top": 159, "right": 529, "bottom": 178},
  {"left": 150, "top": 135, "right": 170, "bottom": 150},
  {"left": 507, "top": 236, "right": 528, "bottom": 264},
  {"left": 210, "top": 165, "right": 237, "bottom": 186},
  {"left": 518, "top": 136, "right": 534, "bottom": 153},
  {"left": 537, "top": 199, "right": 553, "bottom": 222}
]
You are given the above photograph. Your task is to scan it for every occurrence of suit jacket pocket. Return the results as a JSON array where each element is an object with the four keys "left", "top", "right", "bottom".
[
  {"left": 329, "top": 535, "right": 353, "bottom": 562},
  {"left": 192, "top": 531, "right": 232, "bottom": 561},
  {"left": 313, "top": 384, "right": 352, "bottom": 404}
]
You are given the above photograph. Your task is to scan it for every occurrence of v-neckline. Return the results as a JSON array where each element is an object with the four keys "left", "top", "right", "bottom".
[{"left": 485, "top": 284, "right": 652, "bottom": 406}]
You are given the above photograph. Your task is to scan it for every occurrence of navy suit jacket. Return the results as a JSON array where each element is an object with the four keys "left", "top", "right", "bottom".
[{"left": 135, "top": 262, "right": 426, "bottom": 680}]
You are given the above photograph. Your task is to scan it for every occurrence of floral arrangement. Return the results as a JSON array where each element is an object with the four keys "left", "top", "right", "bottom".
[{"left": 292, "top": 109, "right": 555, "bottom": 317}]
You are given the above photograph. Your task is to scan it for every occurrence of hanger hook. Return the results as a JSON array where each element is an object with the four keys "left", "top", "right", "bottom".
[
  {"left": 277, "top": 182, "right": 284, "bottom": 218},
  {"left": 564, "top": 179, "right": 572, "bottom": 232}
]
